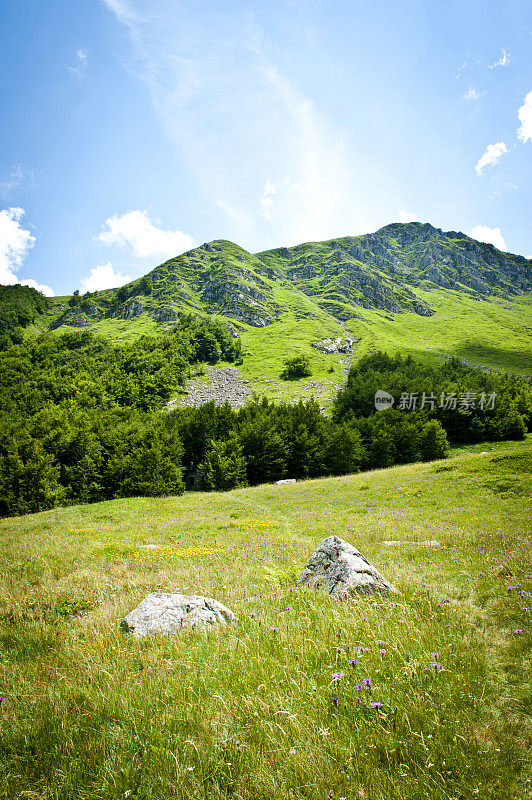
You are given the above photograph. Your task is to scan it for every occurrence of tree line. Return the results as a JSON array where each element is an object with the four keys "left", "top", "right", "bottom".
[{"left": 0, "top": 303, "right": 529, "bottom": 517}]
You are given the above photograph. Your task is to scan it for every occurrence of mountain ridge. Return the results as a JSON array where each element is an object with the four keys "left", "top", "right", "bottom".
[{"left": 48, "top": 221, "right": 531, "bottom": 333}]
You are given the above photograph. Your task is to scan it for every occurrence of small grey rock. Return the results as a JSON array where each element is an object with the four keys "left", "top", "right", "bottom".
[
  {"left": 276, "top": 478, "right": 296, "bottom": 485},
  {"left": 297, "top": 536, "right": 397, "bottom": 598},
  {"left": 121, "top": 592, "right": 235, "bottom": 637}
]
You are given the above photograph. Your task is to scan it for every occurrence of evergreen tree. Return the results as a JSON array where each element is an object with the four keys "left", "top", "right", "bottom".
[
  {"left": 419, "top": 420, "right": 449, "bottom": 461},
  {"left": 238, "top": 415, "right": 287, "bottom": 484},
  {"left": 198, "top": 436, "right": 248, "bottom": 491}
]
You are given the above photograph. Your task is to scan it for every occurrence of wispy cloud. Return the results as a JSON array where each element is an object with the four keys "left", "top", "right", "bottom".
[
  {"left": 67, "top": 49, "right": 88, "bottom": 77},
  {"left": 517, "top": 91, "right": 532, "bottom": 143},
  {"left": 398, "top": 209, "right": 419, "bottom": 223},
  {"left": 0, "top": 165, "right": 24, "bottom": 198},
  {"left": 463, "top": 87, "right": 484, "bottom": 102},
  {"left": 0, "top": 164, "right": 38, "bottom": 199},
  {"left": 0, "top": 207, "right": 54, "bottom": 295},
  {"left": 456, "top": 58, "right": 469, "bottom": 79},
  {"left": 97, "top": 210, "right": 195, "bottom": 260},
  {"left": 467, "top": 224, "right": 507, "bottom": 251},
  {"left": 102, "top": 0, "right": 368, "bottom": 249},
  {"left": 81, "top": 262, "right": 131, "bottom": 292},
  {"left": 475, "top": 142, "right": 507, "bottom": 175},
  {"left": 488, "top": 48, "right": 510, "bottom": 69}
]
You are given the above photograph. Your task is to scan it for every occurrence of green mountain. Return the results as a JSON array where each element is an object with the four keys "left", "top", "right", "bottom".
[
  {"left": 51, "top": 222, "right": 531, "bottom": 331},
  {"left": 5, "top": 222, "right": 531, "bottom": 400}
]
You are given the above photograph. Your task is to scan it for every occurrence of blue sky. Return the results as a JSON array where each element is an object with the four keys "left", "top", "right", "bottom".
[{"left": 0, "top": 0, "right": 531, "bottom": 296}]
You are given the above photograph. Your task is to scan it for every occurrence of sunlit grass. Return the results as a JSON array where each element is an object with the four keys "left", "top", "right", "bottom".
[{"left": 0, "top": 440, "right": 531, "bottom": 798}]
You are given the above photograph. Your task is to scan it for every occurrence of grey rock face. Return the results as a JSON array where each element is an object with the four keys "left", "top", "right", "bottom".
[
  {"left": 111, "top": 299, "right": 145, "bottom": 320},
  {"left": 153, "top": 307, "right": 179, "bottom": 322},
  {"left": 121, "top": 592, "right": 235, "bottom": 637},
  {"left": 297, "top": 536, "right": 397, "bottom": 598},
  {"left": 312, "top": 336, "right": 358, "bottom": 354}
]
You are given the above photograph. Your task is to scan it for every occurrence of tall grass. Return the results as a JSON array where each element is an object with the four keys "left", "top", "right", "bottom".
[{"left": 1, "top": 440, "right": 531, "bottom": 799}]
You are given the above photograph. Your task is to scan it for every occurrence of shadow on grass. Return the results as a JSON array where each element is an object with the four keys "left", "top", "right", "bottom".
[{"left": 454, "top": 343, "right": 532, "bottom": 373}]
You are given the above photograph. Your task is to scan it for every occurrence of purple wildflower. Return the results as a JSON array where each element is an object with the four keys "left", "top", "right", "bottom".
[
  {"left": 332, "top": 672, "right": 345, "bottom": 681},
  {"left": 514, "top": 628, "right": 524, "bottom": 634},
  {"left": 370, "top": 702, "right": 383, "bottom": 709},
  {"left": 348, "top": 659, "right": 359, "bottom": 666},
  {"left": 332, "top": 697, "right": 339, "bottom": 706}
]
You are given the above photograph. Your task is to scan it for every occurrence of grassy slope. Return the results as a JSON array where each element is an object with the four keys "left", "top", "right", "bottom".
[
  {"left": 30, "top": 234, "right": 532, "bottom": 410},
  {"left": 234, "top": 290, "right": 532, "bottom": 410},
  {"left": 1, "top": 440, "right": 531, "bottom": 799}
]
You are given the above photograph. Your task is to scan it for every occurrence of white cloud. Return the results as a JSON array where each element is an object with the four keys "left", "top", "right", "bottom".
[
  {"left": 80, "top": 262, "right": 131, "bottom": 292},
  {"left": 68, "top": 48, "right": 88, "bottom": 76},
  {"left": 102, "top": 0, "right": 137, "bottom": 23},
  {"left": 0, "top": 207, "right": 54, "bottom": 294},
  {"left": 260, "top": 177, "right": 292, "bottom": 222},
  {"left": 102, "top": 1, "right": 375, "bottom": 249},
  {"left": 488, "top": 48, "right": 510, "bottom": 69},
  {"left": 398, "top": 209, "right": 419, "bottom": 223},
  {"left": 463, "top": 87, "right": 484, "bottom": 101},
  {"left": 0, "top": 207, "right": 36, "bottom": 284},
  {"left": 456, "top": 58, "right": 469, "bottom": 79},
  {"left": 97, "top": 210, "right": 195, "bottom": 260},
  {"left": 475, "top": 142, "right": 508, "bottom": 175},
  {"left": 517, "top": 91, "right": 532, "bottom": 143},
  {"left": 467, "top": 225, "right": 507, "bottom": 251},
  {"left": 0, "top": 165, "right": 24, "bottom": 198},
  {"left": 19, "top": 278, "right": 55, "bottom": 297}
]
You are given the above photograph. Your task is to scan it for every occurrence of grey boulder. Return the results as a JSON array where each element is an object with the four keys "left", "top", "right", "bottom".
[
  {"left": 121, "top": 592, "right": 235, "bottom": 637},
  {"left": 298, "top": 536, "right": 397, "bottom": 598}
]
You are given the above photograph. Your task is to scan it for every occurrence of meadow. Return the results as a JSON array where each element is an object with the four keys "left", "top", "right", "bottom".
[{"left": 0, "top": 438, "right": 531, "bottom": 799}]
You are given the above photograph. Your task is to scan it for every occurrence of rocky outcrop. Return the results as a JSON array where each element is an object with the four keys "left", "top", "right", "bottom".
[
  {"left": 312, "top": 336, "right": 358, "bottom": 354},
  {"left": 110, "top": 299, "right": 145, "bottom": 320},
  {"left": 297, "top": 536, "right": 397, "bottom": 597},
  {"left": 153, "top": 307, "right": 179, "bottom": 322},
  {"left": 48, "top": 222, "right": 532, "bottom": 333},
  {"left": 175, "top": 366, "right": 253, "bottom": 409},
  {"left": 121, "top": 592, "right": 235, "bottom": 637},
  {"left": 79, "top": 302, "right": 102, "bottom": 318}
]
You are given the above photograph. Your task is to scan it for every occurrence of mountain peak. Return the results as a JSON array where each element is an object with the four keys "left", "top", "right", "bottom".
[{"left": 49, "top": 221, "right": 531, "bottom": 333}]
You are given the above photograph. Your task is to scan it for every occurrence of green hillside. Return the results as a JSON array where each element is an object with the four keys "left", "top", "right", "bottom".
[
  {"left": 3, "top": 222, "right": 531, "bottom": 406},
  {"left": 1, "top": 439, "right": 530, "bottom": 799}
]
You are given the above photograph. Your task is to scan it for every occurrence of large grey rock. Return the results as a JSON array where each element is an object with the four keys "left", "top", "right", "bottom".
[
  {"left": 121, "top": 592, "right": 235, "bottom": 637},
  {"left": 297, "top": 536, "right": 397, "bottom": 598}
]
